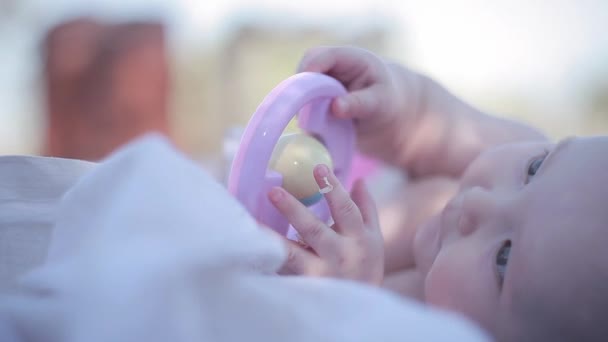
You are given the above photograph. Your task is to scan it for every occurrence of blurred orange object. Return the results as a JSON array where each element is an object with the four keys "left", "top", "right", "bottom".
[{"left": 42, "top": 17, "right": 171, "bottom": 161}]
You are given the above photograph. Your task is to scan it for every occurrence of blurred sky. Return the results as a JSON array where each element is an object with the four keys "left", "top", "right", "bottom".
[{"left": 1, "top": 0, "right": 608, "bottom": 153}]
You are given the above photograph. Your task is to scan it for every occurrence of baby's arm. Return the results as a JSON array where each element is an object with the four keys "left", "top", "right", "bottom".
[
  {"left": 386, "top": 62, "right": 548, "bottom": 179},
  {"left": 299, "top": 46, "right": 548, "bottom": 180}
]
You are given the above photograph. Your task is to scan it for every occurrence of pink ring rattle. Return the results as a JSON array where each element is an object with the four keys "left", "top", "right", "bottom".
[{"left": 228, "top": 72, "right": 355, "bottom": 237}]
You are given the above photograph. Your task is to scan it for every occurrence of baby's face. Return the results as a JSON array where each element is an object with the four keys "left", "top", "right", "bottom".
[{"left": 413, "top": 136, "right": 608, "bottom": 336}]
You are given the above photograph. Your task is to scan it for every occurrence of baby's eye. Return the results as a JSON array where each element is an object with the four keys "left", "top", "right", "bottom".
[
  {"left": 496, "top": 240, "right": 511, "bottom": 288},
  {"left": 525, "top": 153, "right": 547, "bottom": 183}
]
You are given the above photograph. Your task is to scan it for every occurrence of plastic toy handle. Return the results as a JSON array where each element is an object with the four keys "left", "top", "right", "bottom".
[{"left": 228, "top": 72, "right": 355, "bottom": 235}]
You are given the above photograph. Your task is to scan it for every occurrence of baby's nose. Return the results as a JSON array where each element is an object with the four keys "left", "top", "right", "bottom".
[{"left": 458, "top": 186, "right": 498, "bottom": 236}]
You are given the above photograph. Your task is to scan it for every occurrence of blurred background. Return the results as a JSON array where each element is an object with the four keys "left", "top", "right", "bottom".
[{"left": 1, "top": 0, "right": 608, "bottom": 177}]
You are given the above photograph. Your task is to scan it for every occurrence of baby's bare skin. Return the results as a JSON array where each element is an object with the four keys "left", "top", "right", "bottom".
[{"left": 271, "top": 46, "right": 608, "bottom": 341}]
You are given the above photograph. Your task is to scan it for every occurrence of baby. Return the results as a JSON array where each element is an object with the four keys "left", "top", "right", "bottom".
[{"left": 267, "top": 46, "right": 608, "bottom": 341}]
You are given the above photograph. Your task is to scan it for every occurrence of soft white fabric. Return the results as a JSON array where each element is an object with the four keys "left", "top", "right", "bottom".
[
  {"left": 0, "top": 135, "right": 489, "bottom": 341},
  {"left": 0, "top": 155, "right": 95, "bottom": 292}
]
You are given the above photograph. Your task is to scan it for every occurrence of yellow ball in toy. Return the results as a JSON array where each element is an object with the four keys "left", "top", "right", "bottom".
[{"left": 269, "top": 133, "right": 333, "bottom": 206}]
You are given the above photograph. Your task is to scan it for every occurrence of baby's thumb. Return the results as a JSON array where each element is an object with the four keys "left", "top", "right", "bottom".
[{"left": 350, "top": 179, "right": 380, "bottom": 230}]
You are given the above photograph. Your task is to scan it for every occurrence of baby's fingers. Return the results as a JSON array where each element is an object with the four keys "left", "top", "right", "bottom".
[
  {"left": 278, "top": 239, "right": 322, "bottom": 275},
  {"left": 298, "top": 46, "right": 376, "bottom": 79},
  {"left": 331, "top": 85, "right": 385, "bottom": 120},
  {"left": 269, "top": 187, "right": 337, "bottom": 256},
  {"left": 314, "top": 164, "right": 363, "bottom": 236},
  {"left": 350, "top": 179, "right": 380, "bottom": 231},
  {"left": 297, "top": 46, "right": 345, "bottom": 74}
]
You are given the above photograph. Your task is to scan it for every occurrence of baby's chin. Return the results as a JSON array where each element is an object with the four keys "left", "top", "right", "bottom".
[{"left": 413, "top": 215, "right": 442, "bottom": 277}]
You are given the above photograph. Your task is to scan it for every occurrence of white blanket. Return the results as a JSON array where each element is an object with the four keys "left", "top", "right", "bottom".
[{"left": 0, "top": 135, "right": 489, "bottom": 341}]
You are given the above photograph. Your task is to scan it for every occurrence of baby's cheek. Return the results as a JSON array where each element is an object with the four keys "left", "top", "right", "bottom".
[
  {"left": 424, "top": 246, "right": 498, "bottom": 333},
  {"left": 424, "top": 251, "right": 469, "bottom": 310}
]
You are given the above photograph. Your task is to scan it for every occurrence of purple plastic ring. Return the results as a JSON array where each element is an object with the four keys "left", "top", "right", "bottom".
[{"left": 228, "top": 72, "right": 355, "bottom": 236}]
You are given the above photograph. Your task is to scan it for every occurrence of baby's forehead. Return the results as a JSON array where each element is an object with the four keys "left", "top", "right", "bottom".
[
  {"left": 537, "top": 137, "right": 608, "bottom": 200},
  {"left": 511, "top": 136, "right": 608, "bottom": 299},
  {"left": 558, "top": 136, "right": 608, "bottom": 172}
]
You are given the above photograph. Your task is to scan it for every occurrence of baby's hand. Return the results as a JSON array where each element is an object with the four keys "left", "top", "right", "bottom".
[
  {"left": 268, "top": 164, "right": 384, "bottom": 285},
  {"left": 298, "top": 46, "right": 411, "bottom": 167},
  {"left": 299, "top": 46, "right": 547, "bottom": 178}
]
